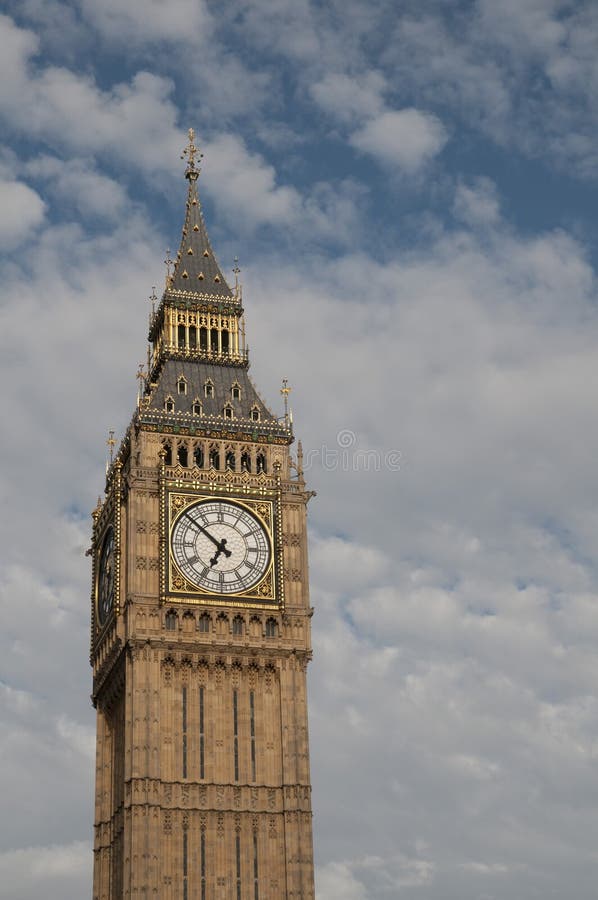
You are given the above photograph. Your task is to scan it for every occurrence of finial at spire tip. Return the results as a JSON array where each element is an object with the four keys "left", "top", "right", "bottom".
[{"left": 181, "top": 127, "right": 202, "bottom": 180}]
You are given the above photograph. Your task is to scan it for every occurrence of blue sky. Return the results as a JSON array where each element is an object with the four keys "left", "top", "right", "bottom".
[{"left": 1, "top": 1, "right": 598, "bottom": 898}]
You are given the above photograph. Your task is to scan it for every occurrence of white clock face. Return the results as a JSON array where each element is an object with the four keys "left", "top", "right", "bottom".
[{"left": 171, "top": 499, "right": 271, "bottom": 594}]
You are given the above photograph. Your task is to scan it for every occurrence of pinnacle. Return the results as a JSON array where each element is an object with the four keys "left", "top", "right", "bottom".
[{"left": 168, "top": 144, "right": 233, "bottom": 300}]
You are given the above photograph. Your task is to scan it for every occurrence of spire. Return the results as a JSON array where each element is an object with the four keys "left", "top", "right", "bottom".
[{"left": 168, "top": 129, "right": 232, "bottom": 300}]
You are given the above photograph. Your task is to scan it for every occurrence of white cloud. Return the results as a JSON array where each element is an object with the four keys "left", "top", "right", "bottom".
[
  {"left": 0, "top": 15, "right": 184, "bottom": 173},
  {"left": 350, "top": 108, "right": 448, "bottom": 172},
  {"left": 453, "top": 176, "right": 501, "bottom": 226},
  {"left": 316, "top": 861, "right": 367, "bottom": 899},
  {"left": 310, "top": 70, "right": 386, "bottom": 125},
  {"left": 0, "top": 841, "right": 91, "bottom": 900},
  {"left": 77, "top": 0, "right": 212, "bottom": 44},
  {"left": 26, "top": 156, "right": 129, "bottom": 220},
  {"left": 0, "top": 178, "right": 45, "bottom": 246},
  {"left": 389, "top": 3, "right": 598, "bottom": 175},
  {"left": 199, "top": 132, "right": 366, "bottom": 240},
  {"left": 0, "top": 17, "right": 361, "bottom": 237},
  {"left": 202, "top": 133, "right": 301, "bottom": 227}
]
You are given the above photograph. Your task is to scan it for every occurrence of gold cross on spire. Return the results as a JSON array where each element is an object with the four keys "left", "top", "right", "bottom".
[{"left": 181, "top": 127, "right": 202, "bottom": 178}]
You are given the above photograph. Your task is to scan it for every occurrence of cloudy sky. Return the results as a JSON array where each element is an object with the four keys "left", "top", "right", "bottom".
[{"left": 1, "top": 0, "right": 598, "bottom": 897}]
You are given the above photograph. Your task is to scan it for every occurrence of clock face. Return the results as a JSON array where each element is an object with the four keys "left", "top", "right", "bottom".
[
  {"left": 97, "top": 526, "right": 115, "bottom": 625},
  {"left": 171, "top": 499, "right": 271, "bottom": 594}
]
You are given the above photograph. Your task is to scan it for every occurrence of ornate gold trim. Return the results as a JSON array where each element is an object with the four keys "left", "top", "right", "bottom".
[
  {"left": 163, "top": 489, "right": 282, "bottom": 607},
  {"left": 91, "top": 462, "right": 122, "bottom": 648}
]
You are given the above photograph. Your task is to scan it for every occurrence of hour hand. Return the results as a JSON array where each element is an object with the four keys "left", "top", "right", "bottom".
[{"left": 210, "top": 537, "right": 231, "bottom": 567}]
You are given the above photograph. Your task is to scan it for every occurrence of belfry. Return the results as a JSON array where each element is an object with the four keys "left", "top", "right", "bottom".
[{"left": 90, "top": 130, "right": 316, "bottom": 898}]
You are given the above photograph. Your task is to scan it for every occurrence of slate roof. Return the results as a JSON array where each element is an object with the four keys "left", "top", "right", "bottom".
[
  {"left": 147, "top": 359, "right": 277, "bottom": 423},
  {"left": 136, "top": 139, "right": 291, "bottom": 443},
  {"left": 169, "top": 171, "right": 233, "bottom": 300}
]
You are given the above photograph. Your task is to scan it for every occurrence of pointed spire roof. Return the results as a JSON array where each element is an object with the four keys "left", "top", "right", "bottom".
[{"left": 168, "top": 129, "right": 233, "bottom": 300}]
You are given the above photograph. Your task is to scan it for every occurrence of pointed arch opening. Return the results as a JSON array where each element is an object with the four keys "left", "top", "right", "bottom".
[
  {"left": 177, "top": 443, "right": 188, "bottom": 467},
  {"left": 209, "top": 445, "right": 220, "bottom": 470},
  {"left": 198, "top": 613, "right": 211, "bottom": 633},
  {"left": 193, "top": 444, "right": 204, "bottom": 468},
  {"left": 241, "top": 450, "right": 252, "bottom": 473}
]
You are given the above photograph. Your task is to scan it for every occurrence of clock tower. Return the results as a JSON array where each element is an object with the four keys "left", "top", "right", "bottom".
[{"left": 90, "top": 130, "right": 315, "bottom": 899}]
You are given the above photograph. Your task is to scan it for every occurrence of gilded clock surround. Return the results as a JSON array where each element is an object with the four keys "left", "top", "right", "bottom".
[
  {"left": 91, "top": 460, "right": 122, "bottom": 641},
  {"left": 89, "top": 130, "right": 315, "bottom": 900},
  {"left": 166, "top": 491, "right": 278, "bottom": 604},
  {"left": 97, "top": 525, "right": 115, "bottom": 624}
]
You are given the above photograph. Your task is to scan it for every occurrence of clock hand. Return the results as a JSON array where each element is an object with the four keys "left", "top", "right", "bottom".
[
  {"left": 186, "top": 515, "right": 232, "bottom": 562},
  {"left": 210, "top": 538, "right": 231, "bottom": 567}
]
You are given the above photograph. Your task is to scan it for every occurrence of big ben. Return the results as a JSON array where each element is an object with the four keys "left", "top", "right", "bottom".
[{"left": 90, "top": 130, "right": 316, "bottom": 899}]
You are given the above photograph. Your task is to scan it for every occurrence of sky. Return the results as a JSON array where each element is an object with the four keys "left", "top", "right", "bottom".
[{"left": 1, "top": 0, "right": 598, "bottom": 897}]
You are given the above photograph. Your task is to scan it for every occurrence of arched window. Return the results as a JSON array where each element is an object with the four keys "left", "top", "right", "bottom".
[
  {"left": 256, "top": 452, "right": 267, "bottom": 474},
  {"left": 241, "top": 451, "right": 251, "bottom": 473},
  {"left": 163, "top": 443, "right": 173, "bottom": 466},
  {"left": 177, "top": 377, "right": 187, "bottom": 395},
  {"left": 204, "top": 380, "right": 214, "bottom": 398},
  {"left": 232, "top": 616, "right": 244, "bottom": 636},
  {"left": 251, "top": 406, "right": 260, "bottom": 422},
  {"left": 193, "top": 400, "right": 202, "bottom": 416},
  {"left": 178, "top": 324, "right": 186, "bottom": 348},
  {"left": 209, "top": 447, "right": 220, "bottom": 469},
  {"left": 265, "top": 618, "right": 278, "bottom": 638},
  {"left": 193, "top": 445, "right": 204, "bottom": 468},
  {"left": 223, "top": 405, "right": 233, "bottom": 420},
  {"left": 188, "top": 325, "right": 197, "bottom": 349},
  {"left": 165, "top": 610, "right": 177, "bottom": 631},
  {"left": 225, "top": 450, "right": 236, "bottom": 470},
  {"left": 210, "top": 330, "right": 218, "bottom": 352},
  {"left": 231, "top": 383, "right": 241, "bottom": 400},
  {"left": 177, "top": 444, "right": 188, "bottom": 467},
  {"left": 164, "top": 396, "right": 175, "bottom": 413},
  {"left": 198, "top": 613, "right": 211, "bottom": 633},
  {"left": 222, "top": 330, "right": 230, "bottom": 354}
]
